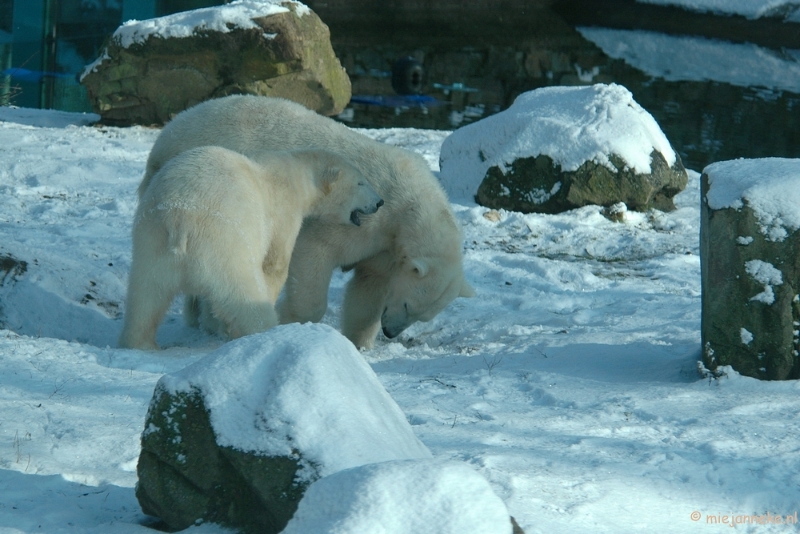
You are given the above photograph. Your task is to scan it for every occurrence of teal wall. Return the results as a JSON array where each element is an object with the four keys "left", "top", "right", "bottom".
[{"left": 1, "top": 0, "right": 224, "bottom": 111}]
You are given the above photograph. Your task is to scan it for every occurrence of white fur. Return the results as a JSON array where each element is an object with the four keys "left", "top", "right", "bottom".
[
  {"left": 120, "top": 145, "right": 381, "bottom": 350},
  {"left": 141, "top": 95, "right": 474, "bottom": 348}
]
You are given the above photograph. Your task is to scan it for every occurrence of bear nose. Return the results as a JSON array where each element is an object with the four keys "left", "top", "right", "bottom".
[
  {"left": 382, "top": 325, "right": 398, "bottom": 339},
  {"left": 376, "top": 199, "right": 384, "bottom": 209}
]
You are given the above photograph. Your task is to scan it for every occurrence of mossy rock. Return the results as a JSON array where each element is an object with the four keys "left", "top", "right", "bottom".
[
  {"left": 476, "top": 150, "right": 688, "bottom": 214},
  {"left": 700, "top": 170, "right": 800, "bottom": 380},
  {"left": 136, "top": 384, "right": 309, "bottom": 533},
  {"left": 81, "top": 3, "right": 351, "bottom": 125}
]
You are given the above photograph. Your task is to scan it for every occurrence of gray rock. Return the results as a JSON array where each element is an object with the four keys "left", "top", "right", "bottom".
[
  {"left": 81, "top": 2, "right": 351, "bottom": 126},
  {"left": 700, "top": 160, "right": 800, "bottom": 380},
  {"left": 476, "top": 150, "right": 687, "bottom": 214},
  {"left": 135, "top": 324, "right": 431, "bottom": 533},
  {"left": 136, "top": 385, "right": 304, "bottom": 533}
]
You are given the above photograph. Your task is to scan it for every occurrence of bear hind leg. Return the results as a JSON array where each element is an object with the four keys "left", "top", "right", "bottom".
[
  {"left": 118, "top": 257, "right": 180, "bottom": 350},
  {"left": 199, "top": 257, "right": 280, "bottom": 339}
]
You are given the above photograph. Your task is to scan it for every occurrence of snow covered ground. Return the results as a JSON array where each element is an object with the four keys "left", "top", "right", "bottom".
[
  {"left": 2, "top": 103, "right": 800, "bottom": 534},
  {"left": 637, "top": 0, "right": 800, "bottom": 21},
  {"left": 578, "top": 27, "right": 800, "bottom": 94}
]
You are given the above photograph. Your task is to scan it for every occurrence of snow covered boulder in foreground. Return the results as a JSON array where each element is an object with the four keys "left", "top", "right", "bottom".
[
  {"left": 282, "top": 459, "right": 523, "bottom": 534},
  {"left": 80, "top": 0, "right": 350, "bottom": 125},
  {"left": 439, "top": 83, "right": 687, "bottom": 214},
  {"left": 701, "top": 158, "right": 800, "bottom": 380},
  {"left": 135, "top": 323, "right": 431, "bottom": 533}
]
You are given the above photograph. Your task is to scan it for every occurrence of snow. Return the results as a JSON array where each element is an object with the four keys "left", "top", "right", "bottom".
[
  {"left": 636, "top": 0, "right": 800, "bottom": 21},
  {"left": 438, "top": 84, "right": 677, "bottom": 204},
  {"left": 704, "top": 158, "right": 800, "bottom": 241},
  {"left": 578, "top": 28, "right": 800, "bottom": 94},
  {"left": 281, "top": 460, "right": 513, "bottom": 534},
  {"left": 2, "top": 104, "right": 800, "bottom": 533},
  {"left": 114, "top": 0, "right": 307, "bottom": 48},
  {"left": 740, "top": 328, "right": 754, "bottom": 345},
  {"left": 158, "top": 323, "right": 431, "bottom": 482},
  {"left": 81, "top": 0, "right": 310, "bottom": 80},
  {"left": 744, "top": 259, "right": 783, "bottom": 305}
]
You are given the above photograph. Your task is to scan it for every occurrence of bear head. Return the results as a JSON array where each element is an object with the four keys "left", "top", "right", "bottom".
[
  {"left": 381, "top": 254, "right": 475, "bottom": 339},
  {"left": 314, "top": 160, "right": 384, "bottom": 227}
]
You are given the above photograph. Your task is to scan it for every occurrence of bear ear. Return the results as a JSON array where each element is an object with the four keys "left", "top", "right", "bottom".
[
  {"left": 409, "top": 258, "right": 429, "bottom": 278},
  {"left": 459, "top": 279, "right": 476, "bottom": 298},
  {"left": 320, "top": 167, "right": 342, "bottom": 194}
]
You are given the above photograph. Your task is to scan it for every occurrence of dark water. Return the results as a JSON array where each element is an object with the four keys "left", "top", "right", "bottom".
[{"left": 307, "top": 0, "right": 800, "bottom": 172}]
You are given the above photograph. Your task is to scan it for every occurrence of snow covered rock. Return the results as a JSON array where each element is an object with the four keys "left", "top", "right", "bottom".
[
  {"left": 439, "top": 83, "right": 687, "bottom": 214},
  {"left": 281, "top": 459, "right": 523, "bottom": 534},
  {"left": 701, "top": 158, "right": 800, "bottom": 380},
  {"left": 80, "top": 0, "right": 351, "bottom": 126},
  {"left": 135, "top": 323, "right": 431, "bottom": 533}
]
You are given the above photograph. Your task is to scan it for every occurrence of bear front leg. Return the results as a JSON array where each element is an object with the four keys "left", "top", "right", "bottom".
[
  {"left": 341, "top": 262, "right": 390, "bottom": 349},
  {"left": 277, "top": 227, "right": 336, "bottom": 324}
]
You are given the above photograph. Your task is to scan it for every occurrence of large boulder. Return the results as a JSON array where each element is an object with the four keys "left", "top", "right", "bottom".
[
  {"left": 80, "top": 0, "right": 351, "bottom": 126},
  {"left": 136, "top": 323, "right": 432, "bottom": 533},
  {"left": 439, "top": 83, "right": 687, "bottom": 213},
  {"left": 701, "top": 158, "right": 800, "bottom": 380},
  {"left": 281, "top": 459, "right": 524, "bottom": 534}
]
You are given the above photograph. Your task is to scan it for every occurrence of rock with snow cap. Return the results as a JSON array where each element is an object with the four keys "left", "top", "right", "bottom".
[
  {"left": 700, "top": 158, "right": 800, "bottom": 380},
  {"left": 80, "top": 0, "right": 351, "bottom": 126},
  {"left": 135, "top": 323, "right": 431, "bottom": 533},
  {"left": 439, "top": 83, "right": 687, "bottom": 214}
]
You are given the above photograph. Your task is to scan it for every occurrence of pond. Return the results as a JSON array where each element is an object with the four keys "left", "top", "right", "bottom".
[{"left": 308, "top": 0, "right": 800, "bottom": 171}]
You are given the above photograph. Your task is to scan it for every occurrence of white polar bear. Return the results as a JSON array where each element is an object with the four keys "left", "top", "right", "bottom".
[
  {"left": 140, "top": 95, "right": 474, "bottom": 348},
  {"left": 119, "top": 145, "right": 383, "bottom": 350}
]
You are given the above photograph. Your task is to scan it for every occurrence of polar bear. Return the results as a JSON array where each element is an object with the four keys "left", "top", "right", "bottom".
[
  {"left": 140, "top": 95, "right": 474, "bottom": 348},
  {"left": 119, "top": 145, "right": 383, "bottom": 350}
]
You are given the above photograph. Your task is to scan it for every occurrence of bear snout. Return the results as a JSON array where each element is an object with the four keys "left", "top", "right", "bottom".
[
  {"left": 349, "top": 198, "right": 384, "bottom": 226},
  {"left": 382, "top": 325, "right": 399, "bottom": 339},
  {"left": 361, "top": 198, "right": 384, "bottom": 215},
  {"left": 381, "top": 306, "right": 410, "bottom": 339}
]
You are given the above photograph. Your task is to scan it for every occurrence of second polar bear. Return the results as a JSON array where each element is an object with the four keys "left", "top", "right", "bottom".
[
  {"left": 140, "top": 95, "right": 474, "bottom": 348},
  {"left": 119, "top": 146, "right": 382, "bottom": 350}
]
